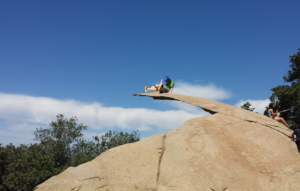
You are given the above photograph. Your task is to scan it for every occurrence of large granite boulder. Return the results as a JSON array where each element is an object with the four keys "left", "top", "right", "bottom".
[{"left": 34, "top": 93, "right": 300, "bottom": 191}]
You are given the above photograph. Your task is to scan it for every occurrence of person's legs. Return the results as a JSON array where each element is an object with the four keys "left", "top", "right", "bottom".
[
  {"left": 144, "top": 84, "right": 161, "bottom": 92},
  {"left": 274, "top": 116, "right": 288, "bottom": 127}
]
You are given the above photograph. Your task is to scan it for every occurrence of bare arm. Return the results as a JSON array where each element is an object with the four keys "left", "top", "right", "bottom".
[
  {"left": 169, "top": 87, "right": 173, "bottom": 94},
  {"left": 291, "top": 132, "right": 295, "bottom": 141},
  {"left": 269, "top": 109, "right": 278, "bottom": 116}
]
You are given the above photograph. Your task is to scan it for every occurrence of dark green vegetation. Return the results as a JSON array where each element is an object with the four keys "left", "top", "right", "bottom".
[
  {"left": 0, "top": 114, "right": 140, "bottom": 191},
  {"left": 270, "top": 49, "right": 300, "bottom": 130},
  {"left": 240, "top": 102, "right": 255, "bottom": 112},
  {"left": 240, "top": 48, "right": 300, "bottom": 130}
]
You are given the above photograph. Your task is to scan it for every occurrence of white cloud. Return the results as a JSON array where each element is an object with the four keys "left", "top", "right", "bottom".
[
  {"left": 0, "top": 81, "right": 232, "bottom": 146},
  {"left": 173, "top": 81, "right": 231, "bottom": 100},
  {"left": 0, "top": 92, "right": 208, "bottom": 146},
  {"left": 235, "top": 99, "right": 270, "bottom": 114},
  {"left": 168, "top": 101, "right": 208, "bottom": 115}
]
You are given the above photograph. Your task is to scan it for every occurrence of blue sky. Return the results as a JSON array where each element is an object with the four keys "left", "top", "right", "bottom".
[{"left": 0, "top": 0, "right": 299, "bottom": 145}]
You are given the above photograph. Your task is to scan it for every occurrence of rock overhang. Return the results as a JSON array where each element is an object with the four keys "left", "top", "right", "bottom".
[{"left": 134, "top": 92, "right": 292, "bottom": 137}]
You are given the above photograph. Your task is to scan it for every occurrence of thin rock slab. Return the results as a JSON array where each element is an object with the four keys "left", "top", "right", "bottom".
[{"left": 134, "top": 93, "right": 292, "bottom": 137}]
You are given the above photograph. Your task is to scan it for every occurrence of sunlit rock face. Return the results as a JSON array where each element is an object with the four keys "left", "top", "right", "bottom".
[{"left": 35, "top": 93, "right": 300, "bottom": 191}]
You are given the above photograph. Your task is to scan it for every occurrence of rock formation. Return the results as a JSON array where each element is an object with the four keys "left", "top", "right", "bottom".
[{"left": 34, "top": 93, "right": 300, "bottom": 191}]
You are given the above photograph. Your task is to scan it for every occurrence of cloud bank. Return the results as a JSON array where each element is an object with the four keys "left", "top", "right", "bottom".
[
  {"left": 0, "top": 82, "right": 233, "bottom": 145},
  {"left": 0, "top": 93, "right": 208, "bottom": 146},
  {"left": 174, "top": 81, "right": 231, "bottom": 100},
  {"left": 0, "top": 93, "right": 205, "bottom": 130}
]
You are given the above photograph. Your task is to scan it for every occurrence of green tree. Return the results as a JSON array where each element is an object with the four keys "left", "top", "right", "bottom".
[
  {"left": 93, "top": 130, "right": 140, "bottom": 155},
  {"left": 0, "top": 143, "right": 53, "bottom": 191},
  {"left": 283, "top": 49, "right": 300, "bottom": 82},
  {"left": 0, "top": 144, "right": 9, "bottom": 191},
  {"left": 70, "top": 130, "right": 140, "bottom": 165},
  {"left": 0, "top": 114, "right": 141, "bottom": 190},
  {"left": 270, "top": 49, "right": 300, "bottom": 129},
  {"left": 34, "top": 114, "right": 88, "bottom": 172},
  {"left": 240, "top": 102, "right": 255, "bottom": 112},
  {"left": 70, "top": 139, "right": 97, "bottom": 167},
  {"left": 34, "top": 114, "right": 141, "bottom": 169}
]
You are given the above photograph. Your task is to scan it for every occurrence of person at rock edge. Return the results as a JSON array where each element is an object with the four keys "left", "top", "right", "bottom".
[
  {"left": 268, "top": 103, "right": 291, "bottom": 128},
  {"left": 144, "top": 76, "right": 175, "bottom": 94},
  {"left": 291, "top": 129, "right": 300, "bottom": 151}
]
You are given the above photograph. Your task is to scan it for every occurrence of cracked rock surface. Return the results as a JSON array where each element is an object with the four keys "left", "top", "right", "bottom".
[{"left": 35, "top": 93, "right": 300, "bottom": 191}]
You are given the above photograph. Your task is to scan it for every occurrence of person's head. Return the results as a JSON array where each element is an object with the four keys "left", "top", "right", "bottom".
[
  {"left": 269, "top": 103, "right": 275, "bottom": 109},
  {"left": 162, "top": 76, "right": 170, "bottom": 84}
]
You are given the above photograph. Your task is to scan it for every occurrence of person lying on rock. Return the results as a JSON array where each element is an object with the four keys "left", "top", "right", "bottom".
[
  {"left": 144, "top": 76, "right": 175, "bottom": 94},
  {"left": 268, "top": 103, "right": 291, "bottom": 128}
]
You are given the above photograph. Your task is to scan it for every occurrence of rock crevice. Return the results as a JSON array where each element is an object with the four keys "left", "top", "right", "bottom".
[{"left": 156, "top": 134, "right": 166, "bottom": 187}]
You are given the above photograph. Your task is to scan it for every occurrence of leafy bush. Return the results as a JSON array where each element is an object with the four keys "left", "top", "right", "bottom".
[{"left": 0, "top": 114, "right": 140, "bottom": 190}]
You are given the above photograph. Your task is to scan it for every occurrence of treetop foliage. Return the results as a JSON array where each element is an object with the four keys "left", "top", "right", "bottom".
[
  {"left": 34, "top": 114, "right": 88, "bottom": 169},
  {"left": 271, "top": 48, "right": 300, "bottom": 130},
  {"left": 240, "top": 102, "right": 255, "bottom": 112},
  {"left": 93, "top": 130, "right": 140, "bottom": 155},
  {"left": 0, "top": 114, "right": 140, "bottom": 191},
  {"left": 284, "top": 48, "right": 300, "bottom": 82}
]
